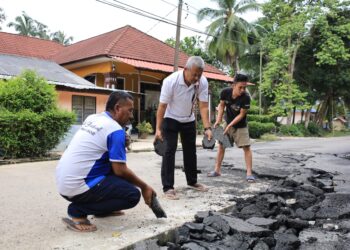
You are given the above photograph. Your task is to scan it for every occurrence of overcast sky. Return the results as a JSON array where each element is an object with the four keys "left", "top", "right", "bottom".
[{"left": 1, "top": 0, "right": 262, "bottom": 43}]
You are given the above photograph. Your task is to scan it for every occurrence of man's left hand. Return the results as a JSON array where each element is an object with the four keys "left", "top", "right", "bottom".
[{"left": 223, "top": 125, "right": 231, "bottom": 135}]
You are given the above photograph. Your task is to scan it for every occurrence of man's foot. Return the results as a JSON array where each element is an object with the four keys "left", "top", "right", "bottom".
[
  {"left": 188, "top": 183, "right": 209, "bottom": 192},
  {"left": 246, "top": 175, "right": 256, "bottom": 183},
  {"left": 163, "top": 189, "right": 179, "bottom": 200},
  {"left": 62, "top": 217, "right": 97, "bottom": 232},
  {"left": 207, "top": 171, "right": 221, "bottom": 177},
  {"left": 94, "top": 210, "right": 125, "bottom": 218}
]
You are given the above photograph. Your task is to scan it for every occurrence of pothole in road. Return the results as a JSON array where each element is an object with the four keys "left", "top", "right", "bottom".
[{"left": 124, "top": 168, "right": 350, "bottom": 250}]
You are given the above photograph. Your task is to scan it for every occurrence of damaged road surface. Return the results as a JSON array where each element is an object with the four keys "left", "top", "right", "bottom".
[
  {"left": 126, "top": 136, "right": 350, "bottom": 250},
  {"left": 0, "top": 136, "right": 349, "bottom": 250}
]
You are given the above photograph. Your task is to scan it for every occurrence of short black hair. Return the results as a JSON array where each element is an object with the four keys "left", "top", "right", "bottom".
[
  {"left": 105, "top": 91, "right": 133, "bottom": 111},
  {"left": 233, "top": 73, "right": 249, "bottom": 83}
]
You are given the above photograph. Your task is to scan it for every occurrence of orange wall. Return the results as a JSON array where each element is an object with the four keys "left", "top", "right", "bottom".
[{"left": 57, "top": 90, "right": 109, "bottom": 113}]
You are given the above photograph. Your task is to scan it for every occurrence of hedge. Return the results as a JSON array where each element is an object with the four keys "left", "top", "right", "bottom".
[
  {"left": 248, "top": 114, "right": 275, "bottom": 123},
  {"left": 0, "top": 70, "right": 76, "bottom": 158},
  {"left": 0, "top": 109, "right": 75, "bottom": 158},
  {"left": 249, "top": 121, "right": 276, "bottom": 139}
]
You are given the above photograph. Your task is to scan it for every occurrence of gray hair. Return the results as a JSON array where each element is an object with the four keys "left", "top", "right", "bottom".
[{"left": 185, "top": 56, "right": 205, "bottom": 70}]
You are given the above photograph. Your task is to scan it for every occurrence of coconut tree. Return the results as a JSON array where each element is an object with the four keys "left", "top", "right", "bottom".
[
  {"left": 7, "top": 11, "right": 37, "bottom": 36},
  {"left": 197, "top": 0, "right": 260, "bottom": 73},
  {"left": 0, "top": 7, "right": 5, "bottom": 30},
  {"left": 50, "top": 30, "right": 73, "bottom": 45}
]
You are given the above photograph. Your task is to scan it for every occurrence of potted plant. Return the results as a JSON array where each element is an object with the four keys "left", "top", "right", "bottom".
[{"left": 136, "top": 121, "right": 154, "bottom": 139}]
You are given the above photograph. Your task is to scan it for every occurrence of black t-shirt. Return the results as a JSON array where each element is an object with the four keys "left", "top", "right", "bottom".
[{"left": 220, "top": 87, "right": 250, "bottom": 128}]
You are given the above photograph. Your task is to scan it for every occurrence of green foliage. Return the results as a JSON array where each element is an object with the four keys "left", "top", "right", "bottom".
[
  {"left": 0, "top": 109, "right": 75, "bottom": 158},
  {"left": 7, "top": 11, "right": 73, "bottom": 43},
  {"left": 196, "top": 119, "right": 204, "bottom": 134},
  {"left": 0, "top": 70, "right": 57, "bottom": 113},
  {"left": 197, "top": 0, "right": 260, "bottom": 72},
  {"left": 0, "top": 70, "right": 75, "bottom": 158},
  {"left": 249, "top": 105, "right": 261, "bottom": 115},
  {"left": 278, "top": 122, "right": 323, "bottom": 137},
  {"left": 279, "top": 124, "right": 304, "bottom": 137},
  {"left": 0, "top": 7, "right": 5, "bottom": 30},
  {"left": 306, "top": 121, "right": 323, "bottom": 136},
  {"left": 136, "top": 121, "right": 153, "bottom": 134},
  {"left": 248, "top": 114, "right": 275, "bottom": 123},
  {"left": 270, "top": 81, "right": 310, "bottom": 117},
  {"left": 248, "top": 121, "right": 276, "bottom": 139},
  {"left": 165, "top": 36, "right": 223, "bottom": 70}
]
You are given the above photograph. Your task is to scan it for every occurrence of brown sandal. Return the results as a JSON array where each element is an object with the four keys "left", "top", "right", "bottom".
[{"left": 62, "top": 217, "right": 97, "bottom": 232}]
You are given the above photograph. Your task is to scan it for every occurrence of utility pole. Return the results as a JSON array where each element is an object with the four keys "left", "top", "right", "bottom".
[
  {"left": 173, "top": 0, "right": 183, "bottom": 72},
  {"left": 259, "top": 45, "right": 263, "bottom": 115}
]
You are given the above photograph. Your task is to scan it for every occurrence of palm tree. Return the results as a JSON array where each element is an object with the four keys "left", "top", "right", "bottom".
[
  {"left": 50, "top": 31, "right": 73, "bottom": 45},
  {"left": 7, "top": 11, "right": 37, "bottom": 36},
  {"left": 197, "top": 0, "right": 260, "bottom": 73},
  {"left": 34, "top": 20, "right": 50, "bottom": 39},
  {"left": 0, "top": 7, "right": 6, "bottom": 30}
]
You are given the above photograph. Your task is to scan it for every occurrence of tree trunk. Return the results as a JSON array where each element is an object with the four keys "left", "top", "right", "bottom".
[
  {"left": 305, "top": 109, "right": 310, "bottom": 128},
  {"left": 315, "top": 91, "right": 331, "bottom": 126}
]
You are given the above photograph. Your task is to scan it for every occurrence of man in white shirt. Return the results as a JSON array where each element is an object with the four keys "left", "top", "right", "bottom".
[
  {"left": 56, "top": 92, "right": 155, "bottom": 232},
  {"left": 155, "top": 56, "right": 213, "bottom": 200}
]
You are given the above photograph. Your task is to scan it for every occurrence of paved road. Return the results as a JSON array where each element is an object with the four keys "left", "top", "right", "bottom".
[{"left": 0, "top": 136, "right": 349, "bottom": 250}]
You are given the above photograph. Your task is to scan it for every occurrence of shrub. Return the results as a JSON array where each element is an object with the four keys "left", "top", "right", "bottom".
[
  {"left": 249, "top": 105, "right": 260, "bottom": 115},
  {"left": 136, "top": 121, "right": 153, "bottom": 134},
  {"left": 248, "top": 114, "right": 275, "bottom": 123},
  {"left": 249, "top": 121, "right": 276, "bottom": 138},
  {"left": 279, "top": 124, "right": 304, "bottom": 136},
  {"left": 0, "top": 70, "right": 57, "bottom": 113},
  {"left": 307, "top": 121, "right": 322, "bottom": 136},
  {"left": 0, "top": 110, "right": 75, "bottom": 158},
  {"left": 0, "top": 71, "right": 75, "bottom": 158}
]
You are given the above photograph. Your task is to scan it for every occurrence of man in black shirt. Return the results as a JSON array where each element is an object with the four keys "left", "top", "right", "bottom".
[{"left": 208, "top": 73, "right": 255, "bottom": 182}]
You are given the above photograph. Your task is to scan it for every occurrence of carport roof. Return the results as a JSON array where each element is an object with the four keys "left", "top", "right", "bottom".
[{"left": 0, "top": 54, "right": 139, "bottom": 94}]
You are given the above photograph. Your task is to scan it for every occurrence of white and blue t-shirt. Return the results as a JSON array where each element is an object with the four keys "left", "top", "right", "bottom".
[{"left": 56, "top": 112, "right": 126, "bottom": 197}]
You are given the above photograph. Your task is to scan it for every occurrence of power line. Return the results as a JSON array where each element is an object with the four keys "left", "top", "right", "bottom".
[
  {"left": 147, "top": 5, "right": 178, "bottom": 33},
  {"left": 96, "top": 0, "right": 350, "bottom": 67},
  {"left": 96, "top": 0, "right": 251, "bottom": 47}
]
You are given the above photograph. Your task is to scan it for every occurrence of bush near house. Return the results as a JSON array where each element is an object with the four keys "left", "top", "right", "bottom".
[{"left": 0, "top": 71, "right": 75, "bottom": 158}]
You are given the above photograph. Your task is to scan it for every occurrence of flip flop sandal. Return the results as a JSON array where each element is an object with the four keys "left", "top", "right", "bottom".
[
  {"left": 94, "top": 210, "right": 125, "bottom": 218},
  {"left": 150, "top": 192, "right": 167, "bottom": 218},
  {"left": 188, "top": 183, "right": 209, "bottom": 192},
  {"left": 62, "top": 217, "right": 97, "bottom": 232},
  {"left": 246, "top": 175, "right": 256, "bottom": 183},
  {"left": 154, "top": 138, "right": 167, "bottom": 156},
  {"left": 207, "top": 171, "right": 221, "bottom": 177},
  {"left": 202, "top": 134, "right": 215, "bottom": 149}
]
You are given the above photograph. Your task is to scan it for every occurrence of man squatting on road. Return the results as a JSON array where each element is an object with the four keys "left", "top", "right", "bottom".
[
  {"left": 56, "top": 91, "right": 155, "bottom": 232},
  {"left": 155, "top": 56, "right": 213, "bottom": 200}
]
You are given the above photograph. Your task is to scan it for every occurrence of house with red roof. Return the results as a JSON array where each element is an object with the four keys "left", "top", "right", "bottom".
[{"left": 0, "top": 25, "right": 232, "bottom": 127}]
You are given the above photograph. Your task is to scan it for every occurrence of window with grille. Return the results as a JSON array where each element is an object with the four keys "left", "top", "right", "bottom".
[{"left": 72, "top": 96, "right": 96, "bottom": 124}]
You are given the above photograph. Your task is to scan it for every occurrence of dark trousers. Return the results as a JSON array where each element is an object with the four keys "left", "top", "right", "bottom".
[
  {"left": 62, "top": 175, "right": 141, "bottom": 218},
  {"left": 161, "top": 118, "right": 197, "bottom": 192}
]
